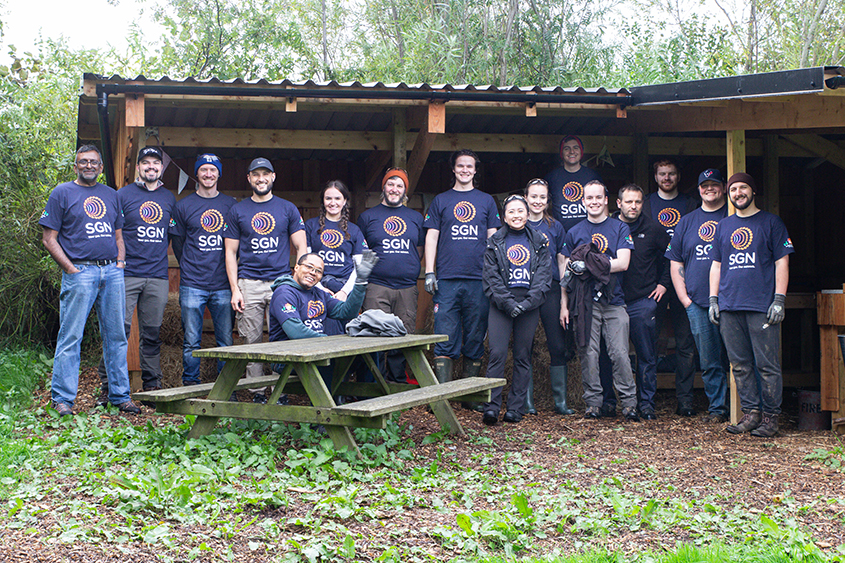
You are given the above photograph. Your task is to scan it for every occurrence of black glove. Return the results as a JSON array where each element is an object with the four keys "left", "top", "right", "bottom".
[
  {"left": 567, "top": 260, "right": 586, "bottom": 276},
  {"left": 767, "top": 293, "right": 786, "bottom": 325},
  {"left": 708, "top": 296, "right": 720, "bottom": 326},
  {"left": 424, "top": 272, "right": 438, "bottom": 295},
  {"left": 511, "top": 303, "right": 525, "bottom": 318},
  {"left": 354, "top": 249, "right": 379, "bottom": 284}
]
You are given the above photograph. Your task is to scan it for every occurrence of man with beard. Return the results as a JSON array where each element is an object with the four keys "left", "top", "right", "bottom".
[
  {"left": 615, "top": 183, "right": 671, "bottom": 420},
  {"left": 97, "top": 146, "right": 175, "bottom": 402},
  {"left": 644, "top": 159, "right": 697, "bottom": 417},
  {"left": 357, "top": 168, "right": 425, "bottom": 382},
  {"left": 40, "top": 145, "right": 140, "bottom": 416},
  {"left": 170, "top": 154, "right": 237, "bottom": 387},
  {"left": 224, "top": 158, "right": 307, "bottom": 403},
  {"left": 709, "top": 173, "right": 793, "bottom": 438},
  {"left": 666, "top": 168, "right": 730, "bottom": 423}
]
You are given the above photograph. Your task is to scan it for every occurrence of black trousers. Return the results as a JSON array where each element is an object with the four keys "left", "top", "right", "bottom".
[{"left": 484, "top": 304, "right": 540, "bottom": 415}]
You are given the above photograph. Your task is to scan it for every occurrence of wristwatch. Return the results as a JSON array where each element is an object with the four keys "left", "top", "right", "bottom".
[{"left": 117, "top": 260, "right": 126, "bottom": 265}]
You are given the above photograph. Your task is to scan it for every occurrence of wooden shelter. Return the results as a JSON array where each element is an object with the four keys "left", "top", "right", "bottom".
[{"left": 77, "top": 67, "right": 845, "bottom": 428}]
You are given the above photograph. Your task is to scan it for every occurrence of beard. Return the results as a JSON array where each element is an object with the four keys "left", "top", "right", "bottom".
[
  {"left": 252, "top": 183, "right": 273, "bottom": 196},
  {"left": 731, "top": 194, "right": 753, "bottom": 210}
]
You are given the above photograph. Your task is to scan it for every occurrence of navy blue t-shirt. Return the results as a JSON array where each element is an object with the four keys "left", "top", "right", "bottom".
[
  {"left": 305, "top": 218, "right": 366, "bottom": 288},
  {"left": 563, "top": 216, "right": 635, "bottom": 306},
  {"left": 544, "top": 166, "right": 602, "bottom": 232},
  {"left": 39, "top": 181, "right": 124, "bottom": 262},
  {"left": 646, "top": 192, "right": 693, "bottom": 238},
  {"left": 504, "top": 230, "right": 534, "bottom": 289},
  {"left": 665, "top": 205, "right": 728, "bottom": 308},
  {"left": 528, "top": 218, "right": 566, "bottom": 282},
  {"left": 710, "top": 211, "right": 794, "bottom": 313},
  {"left": 223, "top": 196, "right": 305, "bottom": 281},
  {"left": 423, "top": 188, "right": 501, "bottom": 280},
  {"left": 119, "top": 182, "right": 176, "bottom": 279},
  {"left": 357, "top": 204, "right": 425, "bottom": 289},
  {"left": 170, "top": 191, "right": 237, "bottom": 291},
  {"left": 269, "top": 284, "right": 341, "bottom": 342}
]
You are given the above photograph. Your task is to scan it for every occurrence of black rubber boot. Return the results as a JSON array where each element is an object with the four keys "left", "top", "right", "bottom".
[
  {"left": 460, "top": 358, "right": 484, "bottom": 412},
  {"left": 550, "top": 365, "right": 575, "bottom": 415},
  {"left": 434, "top": 357, "right": 453, "bottom": 384},
  {"left": 523, "top": 366, "right": 537, "bottom": 415}
]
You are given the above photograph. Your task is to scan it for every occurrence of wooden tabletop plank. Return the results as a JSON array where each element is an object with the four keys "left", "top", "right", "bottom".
[{"left": 193, "top": 334, "right": 447, "bottom": 362}]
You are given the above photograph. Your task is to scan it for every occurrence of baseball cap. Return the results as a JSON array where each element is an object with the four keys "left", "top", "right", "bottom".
[
  {"left": 138, "top": 146, "right": 163, "bottom": 162},
  {"left": 698, "top": 168, "right": 724, "bottom": 185},
  {"left": 248, "top": 157, "right": 274, "bottom": 173}
]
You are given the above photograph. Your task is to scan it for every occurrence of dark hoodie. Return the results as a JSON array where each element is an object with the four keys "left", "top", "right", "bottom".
[{"left": 268, "top": 274, "right": 366, "bottom": 341}]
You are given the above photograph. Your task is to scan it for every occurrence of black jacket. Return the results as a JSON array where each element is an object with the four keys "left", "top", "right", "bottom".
[
  {"left": 613, "top": 213, "right": 671, "bottom": 303},
  {"left": 482, "top": 224, "right": 552, "bottom": 315},
  {"left": 566, "top": 242, "right": 611, "bottom": 348}
]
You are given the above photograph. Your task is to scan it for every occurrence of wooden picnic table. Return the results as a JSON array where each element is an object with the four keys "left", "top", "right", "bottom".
[{"left": 133, "top": 334, "right": 505, "bottom": 455}]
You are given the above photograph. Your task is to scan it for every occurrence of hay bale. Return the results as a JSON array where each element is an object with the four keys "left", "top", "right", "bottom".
[{"left": 160, "top": 293, "right": 183, "bottom": 346}]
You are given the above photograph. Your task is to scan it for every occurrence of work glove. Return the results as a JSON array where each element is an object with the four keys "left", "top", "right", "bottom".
[
  {"left": 767, "top": 293, "right": 786, "bottom": 325},
  {"left": 708, "top": 296, "right": 720, "bottom": 326},
  {"left": 567, "top": 260, "right": 586, "bottom": 276},
  {"left": 425, "top": 272, "right": 438, "bottom": 295},
  {"left": 354, "top": 249, "right": 379, "bottom": 284},
  {"left": 510, "top": 303, "right": 525, "bottom": 318}
]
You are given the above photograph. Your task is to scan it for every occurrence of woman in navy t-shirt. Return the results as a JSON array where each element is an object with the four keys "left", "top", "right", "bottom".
[
  {"left": 524, "top": 179, "right": 576, "bottom": 416},
  {"left": 480, "top": 195, "right": 552, "bottom": 425},
  {"left": 305, "top": 180, "right": 366, "bottom": 335}
]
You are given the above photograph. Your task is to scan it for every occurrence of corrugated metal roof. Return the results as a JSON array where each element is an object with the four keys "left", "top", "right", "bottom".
[{"left": 83, "top": 73, "right": 628, "bottom": 95}]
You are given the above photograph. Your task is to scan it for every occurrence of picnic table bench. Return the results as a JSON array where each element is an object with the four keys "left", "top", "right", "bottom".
[{"left": 133, "top": 334, "right": 505, "bottom": 455}]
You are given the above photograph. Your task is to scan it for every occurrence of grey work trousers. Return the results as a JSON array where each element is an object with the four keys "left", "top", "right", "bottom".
[
  {"left": 98, "top": 276, "right": 169, "bottom": 390},
  {"left": 579, "top": 301, "right": 637, "bottom": 409}
]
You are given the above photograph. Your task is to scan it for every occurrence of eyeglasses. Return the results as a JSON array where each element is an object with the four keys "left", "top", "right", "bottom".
[
  {"left": 299, "top": 263, "right": 324, "bottom": 276},
  {"left": 76, "top": 159, "right": 101, "bottom": 167}
]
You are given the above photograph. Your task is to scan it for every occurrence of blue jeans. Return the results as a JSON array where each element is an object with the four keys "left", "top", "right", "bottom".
[
  {"left": 686, "top": 302, "right": 729, "bottom": 415},
  {"left": 432, "top": 279, "right": 489, "bottom": 360},
  {"left": 52, "top": 263, "right": 131, "bottom": 407},
  {"left": 180, "top": 286, "right": 234, "bottom": 385},
  {"left": 627, "top": 296, "right": 658, "bottom": 411}
]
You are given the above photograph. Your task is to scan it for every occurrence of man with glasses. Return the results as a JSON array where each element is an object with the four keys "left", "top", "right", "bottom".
[
  {"left": 269, "top": 251, "right": 379, "bottom": 342},
  {"left": 39, "top": 145, "right": 140, "bottom": 416}
]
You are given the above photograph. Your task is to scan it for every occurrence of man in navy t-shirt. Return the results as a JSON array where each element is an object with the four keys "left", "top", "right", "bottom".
[
  {"left": 666, "top": 168, "right": 730, "bottom": 423},
  {"left": 561, "top": 180, "right": 638, "bottom": 421},
  {"left": 358, "top": 168, "right": 425, "bottom": 382},
  {"left": 544, "top": 135, "right": 602, "bottom": 232},
  {"left": 39, "top": 145, "right": 138, "bottom": 416},
  {"left": 97, "top": 146, "right": 175, "bottom": 401},
  {"left": 709, "top": 173, "right": 793, "bottom": 438},
  {"left": 223, "top": 157, "right": 307, "bottom": 403},
  {"left": 170, "top": 154, "right": 237, "bottom": 387},
  {"left": 644, "top": 158, "right": 697, "bottom": 417},
  {"left": 423, "top": 150, "right": 500, "bottom": 392}
]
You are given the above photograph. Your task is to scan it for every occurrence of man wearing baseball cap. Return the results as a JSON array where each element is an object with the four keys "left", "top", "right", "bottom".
[
  {"left": 223, "top": 157, "right": 307, "bottom": 403},
  {"left": 170, "top": 154, "right": 237, "bottom": 388},
  {"left": 708, "top": 172, "right": 794, "bottom": 437},
  {"left": 357, "top": 168, "right": 425, "bottom": 382},
  {"left": 97, "top": 146, "right": 175, "bottom": 405},
  {"left": 666, "top": 168, "right": 730, "bottom": 422}
]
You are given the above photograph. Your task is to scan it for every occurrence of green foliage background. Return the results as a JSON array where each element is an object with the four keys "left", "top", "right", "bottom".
[{"left": 1, "top": 0, "right": 843, "bottom": 344}]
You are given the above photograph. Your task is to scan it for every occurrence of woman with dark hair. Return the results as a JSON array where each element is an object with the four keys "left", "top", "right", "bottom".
[
  {"left": 481, "top": 194, "right": 552, "bottom": 425},
  {"left": 523, "top": 178, "right": 576, "bottom": 415},
  {"left": 305, "top": 180, "right": 366, "bottom": 334}
]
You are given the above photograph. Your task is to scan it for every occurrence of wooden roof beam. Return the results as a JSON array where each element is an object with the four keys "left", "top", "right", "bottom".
[
  {"left": 781, "top": 134, "right": 845, "bottom": 171},
  {"left": 406, "top": 103, "right": 444, "bottom": 195}
]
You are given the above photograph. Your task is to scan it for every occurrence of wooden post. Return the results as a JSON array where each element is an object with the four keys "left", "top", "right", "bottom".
[
  {"left": 725, "top": 129, "right": 746, "bottom": 425},
  {"left": 392, "top": 108, "right": 407, "bottom": 170}
]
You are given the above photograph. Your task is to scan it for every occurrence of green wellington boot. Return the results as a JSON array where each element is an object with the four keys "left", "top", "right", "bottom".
[
  {"left": 460, "top": 358, "right": 485, "bottom": 412},
  {"left": 433, "top": 357, "right": 454, "bottom": 384},
  {"left": 550, "top": 364, "right": 575, "bottom": 415},
  {"left": 523, "top": 366, "right": 537, "bottom": 415}
]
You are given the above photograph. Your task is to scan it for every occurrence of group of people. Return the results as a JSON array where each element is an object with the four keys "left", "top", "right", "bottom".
[{"left": 41, "top": 138, "right": 793, "bottom": 438}]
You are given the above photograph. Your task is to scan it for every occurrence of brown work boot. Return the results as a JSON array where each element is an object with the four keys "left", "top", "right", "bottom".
[
  {"left": 750, "top": 413, "right": 779, "bottom": 437},
  {"left": 726, "top": 410, "right": 762, "bottom": 434}
]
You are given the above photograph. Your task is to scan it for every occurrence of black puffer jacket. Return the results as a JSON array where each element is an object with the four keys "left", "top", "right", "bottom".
[{"left": 482, "top": 224, "right": 552, "bottom": 315}]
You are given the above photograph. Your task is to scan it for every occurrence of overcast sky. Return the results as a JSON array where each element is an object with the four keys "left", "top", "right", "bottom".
[{"left": 1, "top": 0, "right": 160, "bottom": 54}]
